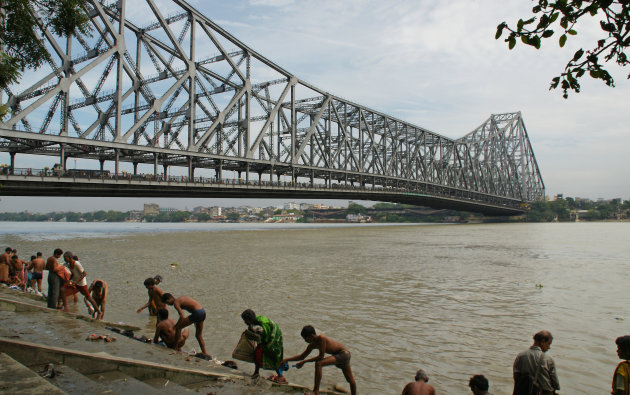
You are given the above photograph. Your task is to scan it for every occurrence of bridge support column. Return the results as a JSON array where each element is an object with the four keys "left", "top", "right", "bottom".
[
  {"left": 114, "top": 149, "right": 119, "bottom": 175},
  {"left": 153, "top": 154, "right": 158, "bottom": 178},
  {"left": 163, "top": 164, "right": 168, "bottom": 180},
  {"left": 99, "top": 159, "right": 105, "bottom": 172},
  {"left": 310, "top": 170, "right": 314, "bottom": 186},
  {"left": 217, "top": 160, "right": 222, "bottom": 181},
  {"left": 133, "top": 162, "right": 138, "bottom": 176},
  {"left": 258, "top": 172, "right": 262, "bottom": 183},
  {"left": 9, "top": 152, "right": 15, "bottom": 175},
  {"left": 60, "top": 144, "right": 66, "bottom": 171},
  {"left": 246, "top": 163, "right": 250, "bottom": 183},
  {"left": 188, "top": 157, "right": 194, "bottom": 180}
]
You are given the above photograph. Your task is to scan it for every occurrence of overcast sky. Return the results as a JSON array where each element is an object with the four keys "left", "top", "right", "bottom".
[{"left": 1, "top": 0, "right": 629, "bottom": 212}]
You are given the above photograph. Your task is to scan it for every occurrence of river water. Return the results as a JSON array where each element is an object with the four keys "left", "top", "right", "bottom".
[{"left": 1, "top": 221, "right": 628, "bottom": 394}]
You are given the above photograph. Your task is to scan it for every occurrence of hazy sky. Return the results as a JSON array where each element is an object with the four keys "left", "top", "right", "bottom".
[{"left": 1, "top": 0, "right": 629, "bottom": 212}]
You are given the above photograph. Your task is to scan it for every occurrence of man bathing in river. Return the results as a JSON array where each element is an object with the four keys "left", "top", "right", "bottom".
[
  {"left": 62, "top": 252, "right": 101, "bottom": 318},
  {"left": 137, "top": 277, "right": 166, "bottom": 319},
  {"left": 401, "top": 368, "right": 436, "bottom": 395},
  {"left": 281, "top": 325, "right": 357, "bottom": 395},
  {"left": 85, "top": 279, "right": 107, "bottom": 319},
  {"left": 30, "top": 252, "right": 45, "bottom": 292},
  {"left": 46, "top": 249, "right": 64, "bottom": 309},
  {"left": 161, "top": 293, "right": 208, "bottom": 357},
  {"left": 153, "top": 309, "right": 189, "bottom": 349}
]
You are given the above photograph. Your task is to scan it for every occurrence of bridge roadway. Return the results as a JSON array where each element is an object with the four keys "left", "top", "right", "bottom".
[{"left": 0, "top": 168, "right": 525, "bottom": 216}]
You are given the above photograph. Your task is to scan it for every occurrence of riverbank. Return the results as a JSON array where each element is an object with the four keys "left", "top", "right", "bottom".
[{"left": 0, "top": 285, "right": 342, "bottom": 394}]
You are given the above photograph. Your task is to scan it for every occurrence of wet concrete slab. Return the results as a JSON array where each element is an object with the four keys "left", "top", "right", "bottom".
[
  {"left": 0, "top": 352, "right": 65, "bottom": 395},
  {"left": 0, "top": 285, "right": 340, "bottom": 394}
]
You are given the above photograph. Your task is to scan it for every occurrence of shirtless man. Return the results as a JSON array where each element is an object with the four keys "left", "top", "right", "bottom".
[
  {"left": 46, "top": 248, "right": 64, "bottom": 309},
  {"left": 161, "top": 293, "right": 208, "bottom": 356},
  {"left": 282, "top": 325, "right": 357, "bottom": 395},
  {"left": 0, "top": 251, "right": 10, "bottom": 284},
  {"left": 136, "top": 277, "right": 166, "bottom": 319},
  {"left": 85, "top": 279, "right": 107, "bottom": 319},
  {"left": 0, "top": 247, "right": 12, "bottom": 267},
  {"left": 62, "top": 252, "right": 101, "bottom": 317},
  {"left": 31, "top": 252, "right": 45, "bottom": 291},
  {"left": 152, "top": 309, "right": 189, "bottom": 349},
  {"left": 401, "top": 369, "right": 436, "bottom": 395}
]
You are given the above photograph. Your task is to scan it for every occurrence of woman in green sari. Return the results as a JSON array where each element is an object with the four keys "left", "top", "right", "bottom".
[{"left": 241, "top": 309, "right": 285, "bottom": 379}]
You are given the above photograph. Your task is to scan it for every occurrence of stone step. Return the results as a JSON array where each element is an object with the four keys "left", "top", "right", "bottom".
[
  {"left": 33, "top": 363, "right": 114, "bottom": 395},
  {"left": 87, "top": 370, "right": 160, "bottom": 394},
  {"left": 142, "top": 377, "right": 194, "bottom": 393},
  {"left": 0, "top": 352, "right": 65, "bottom": 395}
]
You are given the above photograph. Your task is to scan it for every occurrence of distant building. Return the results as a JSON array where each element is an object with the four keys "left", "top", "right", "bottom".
[
  {"left": 208, "top": 206, "right": 221, "bottom": 217},
  {"left": 284, "top": 202, "right": 300, "bottom": 210},
  {"left": 272, "top": 213, "right": 301, "bottom": 222},
  {"left": 299, "top": 203, "right": 313, "bottom": 210},
  {"left": 143, "top": 203, "right": 159, "bottom": 216},
  {"left": 312, "top": 203, "right": 329, "bottom": 210},
  {"left": 159, "top": 207, "right": 178, "bottom": 213},
  {"left": 128, "top": 211, "right": 142, "bottom": 221}
]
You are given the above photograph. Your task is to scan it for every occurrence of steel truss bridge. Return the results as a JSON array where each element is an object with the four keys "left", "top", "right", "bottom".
[{"left": 0, "top": 0, "right": 545, "bottom": 215}]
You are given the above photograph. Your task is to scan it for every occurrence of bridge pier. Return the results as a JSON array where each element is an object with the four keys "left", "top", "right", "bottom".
[
  {"left": 9, "top": 152, "right": 15, "bottom": 175},
  {"left": 188, "top": 157, "right": 194, "bottom": 180},
  {"left": 163, "top": 164, "right": 168, "bottom": 180},
  {"left": 133, "top": 162, "right": 138, "bottom": 176},
  {"left": 99, "top": 159, "right": 105, "bottom": 172},
  {"left": 59, "top": 144, "right": 66, "bottom": 171},
  {"left": 153, "top": 154, "right": 158, "bottom": 178},
  {"left": 114, "top": 149, "right": 119, "bottom": 175}
]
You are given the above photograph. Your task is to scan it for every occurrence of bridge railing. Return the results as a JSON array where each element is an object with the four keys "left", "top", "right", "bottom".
[{"left": 1, "top": 167, "right": 524, "bottom": 210}]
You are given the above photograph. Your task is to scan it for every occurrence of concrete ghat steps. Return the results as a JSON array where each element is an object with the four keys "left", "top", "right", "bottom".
[
  {"left": 0, "top": 352, "right": 65, "bottom": 395},
  {"left": 142, "top": 377, "right": 194, "bottom": 393},
  {"left": 88, "top": 370, "right": 162, "bottom": 394},
  {"left": 33, "top": 363, "right": 116, "bottom": 394}
]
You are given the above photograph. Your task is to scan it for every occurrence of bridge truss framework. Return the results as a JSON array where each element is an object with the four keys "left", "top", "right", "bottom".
[{"left": 0, "top": 0, "right": 545, "bottom": 215}]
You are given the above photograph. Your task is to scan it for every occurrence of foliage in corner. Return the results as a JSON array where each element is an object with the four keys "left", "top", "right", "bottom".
[
  {"left": 496, "top": 0, "right": 630, "bottom": 98},
  {"left": 0, "top": 0, "right": 91, "bottom": 91}
]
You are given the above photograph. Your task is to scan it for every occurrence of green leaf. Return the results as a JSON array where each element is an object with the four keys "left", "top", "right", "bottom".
[
  {"left": 517, "top": 19, "right": 524, "bottom": 31},
  {"left": 495, "top": 24, "right": 505, "bottom": 39},
  {"left": 568, "top": 29, "right": 577, "bottom": 35},
  {"left": 550, "top": 12, "right": 559, "bottom": 23},
  {"left": 589, "top": 70, "right": 599, "bottom": 78},
  {"left": 573, "top": 49, "right": 584, "bottom": 61},
  {"left": 542, "top": 30, "right": 554, "bottom": 38},
  {"left": 559, "top": 34, "right": 567, "bottom": 47},
  {"left": 509, "top": 37, "right": 516, "bottom": 50},
  {"left": 532, "top": 36, "right": 541, "bottom": 49},
  {"left": 521, "top": 36, "right": 529, "bottom": 44}
]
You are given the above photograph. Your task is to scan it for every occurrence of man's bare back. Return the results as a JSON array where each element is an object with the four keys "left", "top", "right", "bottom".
[
  {"left": 154, "top": 318, "right": 188, "bottom": 348},
  {"left": 402, "top": 381, "right": 436, "bottom": 395},
  {"left": 174, "top": 295, "right": 202, "bottom": 313},
  {"left": 32, "top": 257, "right": 45, "bottom": 273},
  {"left": 311, "top": 334, "right": 347, "bottom": 355}
]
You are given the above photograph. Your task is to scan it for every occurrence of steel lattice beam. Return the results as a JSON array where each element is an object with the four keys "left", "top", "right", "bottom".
[{"left": 0, "top": 0, "right": 545, "bottom": 212}]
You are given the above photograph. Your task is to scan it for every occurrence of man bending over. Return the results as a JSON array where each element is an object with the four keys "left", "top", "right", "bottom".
[
  {"left": 282, "top": 325, "right": 356, "bottom": 395},
  {"left": 161, "top": 293, "right": 208, "bottom": 357}
]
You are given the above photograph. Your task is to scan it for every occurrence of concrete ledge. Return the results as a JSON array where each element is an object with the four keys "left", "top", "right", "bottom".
[
  {"left": 0, "top": 295, "right": 140, "bottom": 331},
  {"left": 0, "top": 352, "right": 65, "bottom": 395}
]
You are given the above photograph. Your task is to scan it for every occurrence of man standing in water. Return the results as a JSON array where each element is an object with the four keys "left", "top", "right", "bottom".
[
  {"left": 281, "top": 325, "right": 357, "bottom": 395},
  {"left": 613, "top": 335, "right": 630, "bottom": 395},
  {"left": 136, "top": 277, "right": 166, "bottom": 319},
  {"left": 45, "top": 249, "right": 64, "bottom": 309},
  {"left": 401, "top": 369, "right": 435, "bottom": 395},
  {"left": 161, "top": 293, "right": 209, "bottom": 357},
  {"left": 31, "top": 252, "right": 45, "bottom": 292},
  {"left": 513, "top": 330, "right": 560, "bottom": 395}
]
